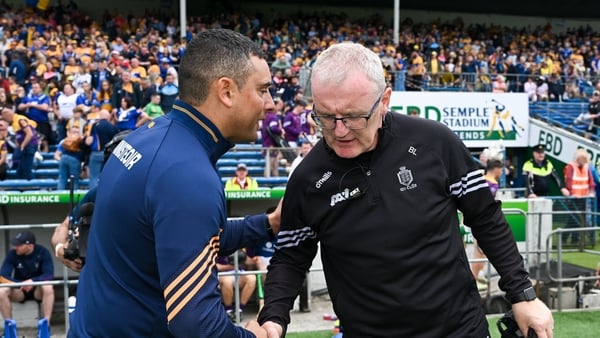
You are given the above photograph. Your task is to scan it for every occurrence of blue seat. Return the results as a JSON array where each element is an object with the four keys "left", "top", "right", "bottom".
[
  {"left": 0, "top": 179, "right": 57, "bottom": 190},
  {"left": 7, "top": 169, "right": 60, "bottom": 179}
]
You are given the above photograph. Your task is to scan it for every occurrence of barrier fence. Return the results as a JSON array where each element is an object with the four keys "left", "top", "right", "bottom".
[{"left": 2, "top": 198, "right": 600, "bottom": 331}]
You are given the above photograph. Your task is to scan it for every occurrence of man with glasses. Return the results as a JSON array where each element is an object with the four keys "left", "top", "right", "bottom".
[{"left": 258, "top": 43, "right": 554, "bottom": 338}]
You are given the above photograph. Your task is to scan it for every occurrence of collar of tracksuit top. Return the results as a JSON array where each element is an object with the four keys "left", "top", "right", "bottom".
[{"left": 167, "top": 99, "right": 234, "bottom": 166}]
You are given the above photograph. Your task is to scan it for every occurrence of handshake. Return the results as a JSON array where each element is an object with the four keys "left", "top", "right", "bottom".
[{"left": 497, "top": 310, "right": 537, "bottom": 338}]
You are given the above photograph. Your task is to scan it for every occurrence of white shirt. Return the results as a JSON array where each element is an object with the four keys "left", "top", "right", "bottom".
[{"left": 56, "top": 92, "right": 78, "bottom": 119}]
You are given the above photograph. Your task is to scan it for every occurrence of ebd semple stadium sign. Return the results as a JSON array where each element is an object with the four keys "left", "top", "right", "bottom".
[{"left": 390, "top": 92, "right": 529, "bottom": 148}]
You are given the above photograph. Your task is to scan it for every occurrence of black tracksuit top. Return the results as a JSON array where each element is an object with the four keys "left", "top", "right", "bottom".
[{"left": 258, "top": 112, "right": 531, "bottom": 337}]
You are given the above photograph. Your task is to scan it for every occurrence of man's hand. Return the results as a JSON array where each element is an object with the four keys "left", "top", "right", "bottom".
[
  {"left": 512, "top": 299, "right": 554, "bottom": 338},
  {"left": 20, "top": 279, "right": 34, "bottom": 293},
  {"left": 560, "top": 187, "right": 570, "bottom": 196},
  {"left": 262, "top": 321, "right": 283, "bottom": 338},
  {"left": 527, "top": 193, "right": 538, "bottom": 198},
  {"left": 55, "top": 242, "right": 83, "bottom": 272},
  {"left": 245, "top": 320, "right": 268, "bottom": 338}
]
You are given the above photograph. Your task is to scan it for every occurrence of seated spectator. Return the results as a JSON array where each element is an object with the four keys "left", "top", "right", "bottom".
[
  {"left": 54, "top": 126, "right": 85, "bottom": 190},
  {"left": 0, "top": 231, "right": 54, "bottom": 331},
  {"left": 225, "top": 163, "right": 259, "bottom": 190},
  {"left": 216, "top": 251, "right": 256, "bottom": 322}
]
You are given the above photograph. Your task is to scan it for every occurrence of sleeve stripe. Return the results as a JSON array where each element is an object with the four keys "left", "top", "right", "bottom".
[
  {"left": 164, "top": 235, "right": 219, "bottom": 321},
  {"left": 275, "top": 226, "right": 317, "bottom": 249},
  {"left": 449, "top": 170, "right": 489, "bottom": 198}
]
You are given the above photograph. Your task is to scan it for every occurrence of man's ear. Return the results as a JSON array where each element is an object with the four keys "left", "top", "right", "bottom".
[{"left": 215, "top": 77, "right": 236, "bottom": 109}]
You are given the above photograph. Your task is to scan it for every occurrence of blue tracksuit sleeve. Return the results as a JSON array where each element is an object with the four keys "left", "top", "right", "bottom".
[
  {"left": 220, "top": 214, "right": 272, "bottom": 256},
  {"left": 0, "top": 252, "right": 17, "bottom": 282},
  {"left": 150, "top": 167, "right": 255, "bottom": 337}
]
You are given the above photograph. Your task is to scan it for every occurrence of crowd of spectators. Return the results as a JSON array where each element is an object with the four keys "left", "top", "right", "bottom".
[{"left": 2, "top": 2, "right": 600, "bottom": 182}]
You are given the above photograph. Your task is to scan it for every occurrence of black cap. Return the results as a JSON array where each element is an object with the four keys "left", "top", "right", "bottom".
[
  {"left": 533, "top": 144, "right": 546, "bottom": 153},
  {"left": 11, "top": 231, "right": 36, "bottom": 246}
]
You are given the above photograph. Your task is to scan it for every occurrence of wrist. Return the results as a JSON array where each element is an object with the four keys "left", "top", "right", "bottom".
[{"left": 507, "top": 286, "right": 537, "bottom": 304}]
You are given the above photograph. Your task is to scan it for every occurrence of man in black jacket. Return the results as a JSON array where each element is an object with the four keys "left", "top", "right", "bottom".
[
  {"left": 258, "top": 43, "right": 554, "bottom": 338},
  {"left": 111, "top": 71, "right": 142, "bottom": 112}
]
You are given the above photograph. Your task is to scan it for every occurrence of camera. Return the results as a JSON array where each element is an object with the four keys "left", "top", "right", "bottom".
[
  {"left": 497, "top": 310, "right": 537, "bottom": 338},
  {"left": 63, "top": 202, "right": 94, "bottom": 264}
]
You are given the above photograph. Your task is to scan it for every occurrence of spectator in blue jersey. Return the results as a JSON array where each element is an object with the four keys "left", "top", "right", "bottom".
[
  {"left": 0, "top": 107, "right": 39, "bottom": 180},
  {"left": 54, "top": 126, "right": 85, "bottom": 190},
  {"left": 75, "top": 81, "right": 100, "bottom": 113},
  {"left": 83, "top": 110, "right": 119, "bottom": 190},
  {"left": 0, "top": 231, "right": 55, "bottom": 329},
  {"left": 18, "top": 82, "right": 53, "bottom": 152},
  {"left": 115, "top": 96, "right": 148, "bottom": 131},
  {"left": 159, "top": 72, "right": 179, "bottom": 113},
  {"left": 68, "top": 29, "right": 280, "bottom": 338}
]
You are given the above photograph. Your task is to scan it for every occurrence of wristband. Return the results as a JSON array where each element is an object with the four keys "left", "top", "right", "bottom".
[{"left": 55, "top": 243, "right": 64, "bottom": 257}]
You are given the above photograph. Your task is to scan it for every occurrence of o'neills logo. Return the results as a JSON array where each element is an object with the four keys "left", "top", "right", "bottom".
[{"left": 315, "top": 171, "right": 332, "bottom": 189}]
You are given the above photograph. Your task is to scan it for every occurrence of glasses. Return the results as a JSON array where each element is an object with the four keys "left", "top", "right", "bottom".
[{"left": 312, "top": 92, "right": 383, "bottom": 130}]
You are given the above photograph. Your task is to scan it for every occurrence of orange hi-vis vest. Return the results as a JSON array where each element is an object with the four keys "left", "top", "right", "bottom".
[{"left": 567, "top": 162, "right": 590, "bottom": 197}]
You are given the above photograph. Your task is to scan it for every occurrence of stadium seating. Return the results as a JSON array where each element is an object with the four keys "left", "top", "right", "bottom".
[{"left": 0, "top": 144, "right": 291, "bottom": 191}]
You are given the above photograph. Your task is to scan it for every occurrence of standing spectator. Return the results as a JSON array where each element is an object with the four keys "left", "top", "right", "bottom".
[
  {"left": 524, "top": 76, "right": 538, "bottom": 102},
  {"left": 587, "top": 90, "right": 600, "bottom": 137},
  {"left": 143, "top": 93, "right": 164, "bottom": 119},
  {"left": 262, "top": 98, "right": 284, "bottom": 177},
  {"left": 536, "top": 76, "right": 549, "bottom": 101},
  {"left": 258, "top": 42, "right": 554, "bottom": 338},
  {"left": 492, "top": 75, "right": 508, "bottom": 93},
  {"left": 225, "top": 162, "right": 259, "bottom": 191},
  {"left": 97, "top": 79, "right": 113, "bottom": 112},
  {"left": 18, "top": 82, "right": 53, "bottom": 152},
  {"left": 90, "top": 59, "right": 113, "bottom": 91},
  {"left": 83, "top": 110, "right": 118, "bottom": 190},
  {"left": 0, "top": 120, "right": 8, "bottom": 180},
  {"left": 139, "top": 77, "right": 157, "bottom": 108},
  {"left": 283, "top": 100, "right": 306, "bottom": 148},
  {"left": 53, "top": 83, "right": 78, "bottom": 141},
  {"left": 0, "top": 231, "right": 54, "bottom": 332},
  {"left": 111, "top": 71, "right": 142, "bottom": 113},
  {"left": 289, "top": 140, "right": 313, "bottom": 176},
  {"left": 159, "top": 73, "right": 179, "bottom": 113},
  {"left": 54, "top": 126, "right": 85, "bottom": 190},
  {"left": 562, "top": 149, "right": 596, "bottom": 244},
  {"left": 0, "top": 107, "right": 38, "bottom": 180},
  {"left": 76, "top": 81, "right": 99, "bottom": 113},
  {"left": 115, "top": 96, "right": 148, "bottom": 131},
  {"left": 522, "top": 144, "right": 570, "bottom": 198}
]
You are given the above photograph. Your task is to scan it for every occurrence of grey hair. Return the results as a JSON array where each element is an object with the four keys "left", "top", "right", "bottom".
[{"left": 311, "top": 42, "right": 386, "bottom": 95}]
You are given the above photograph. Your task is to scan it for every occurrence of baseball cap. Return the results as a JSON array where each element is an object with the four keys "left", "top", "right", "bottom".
[
  {"left": 160, "top": 57, "right": 170, "bottom": 64},
  {"left": 532, "top": 144, "right": 546, "bottom": 153},
  {"left": 236, "top": 163, "right": 247, "bottom": 170},
  {"left": 11, "top": 231, "right": 36, "bottom": 246},
  {"left": 593, "top": 90, "right": 600, "bottom": 96}
]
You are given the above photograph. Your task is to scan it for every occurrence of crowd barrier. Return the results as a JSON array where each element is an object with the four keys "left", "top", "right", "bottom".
[{"left": 2, "top": 193, "right": 600, "bottom": 330}]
